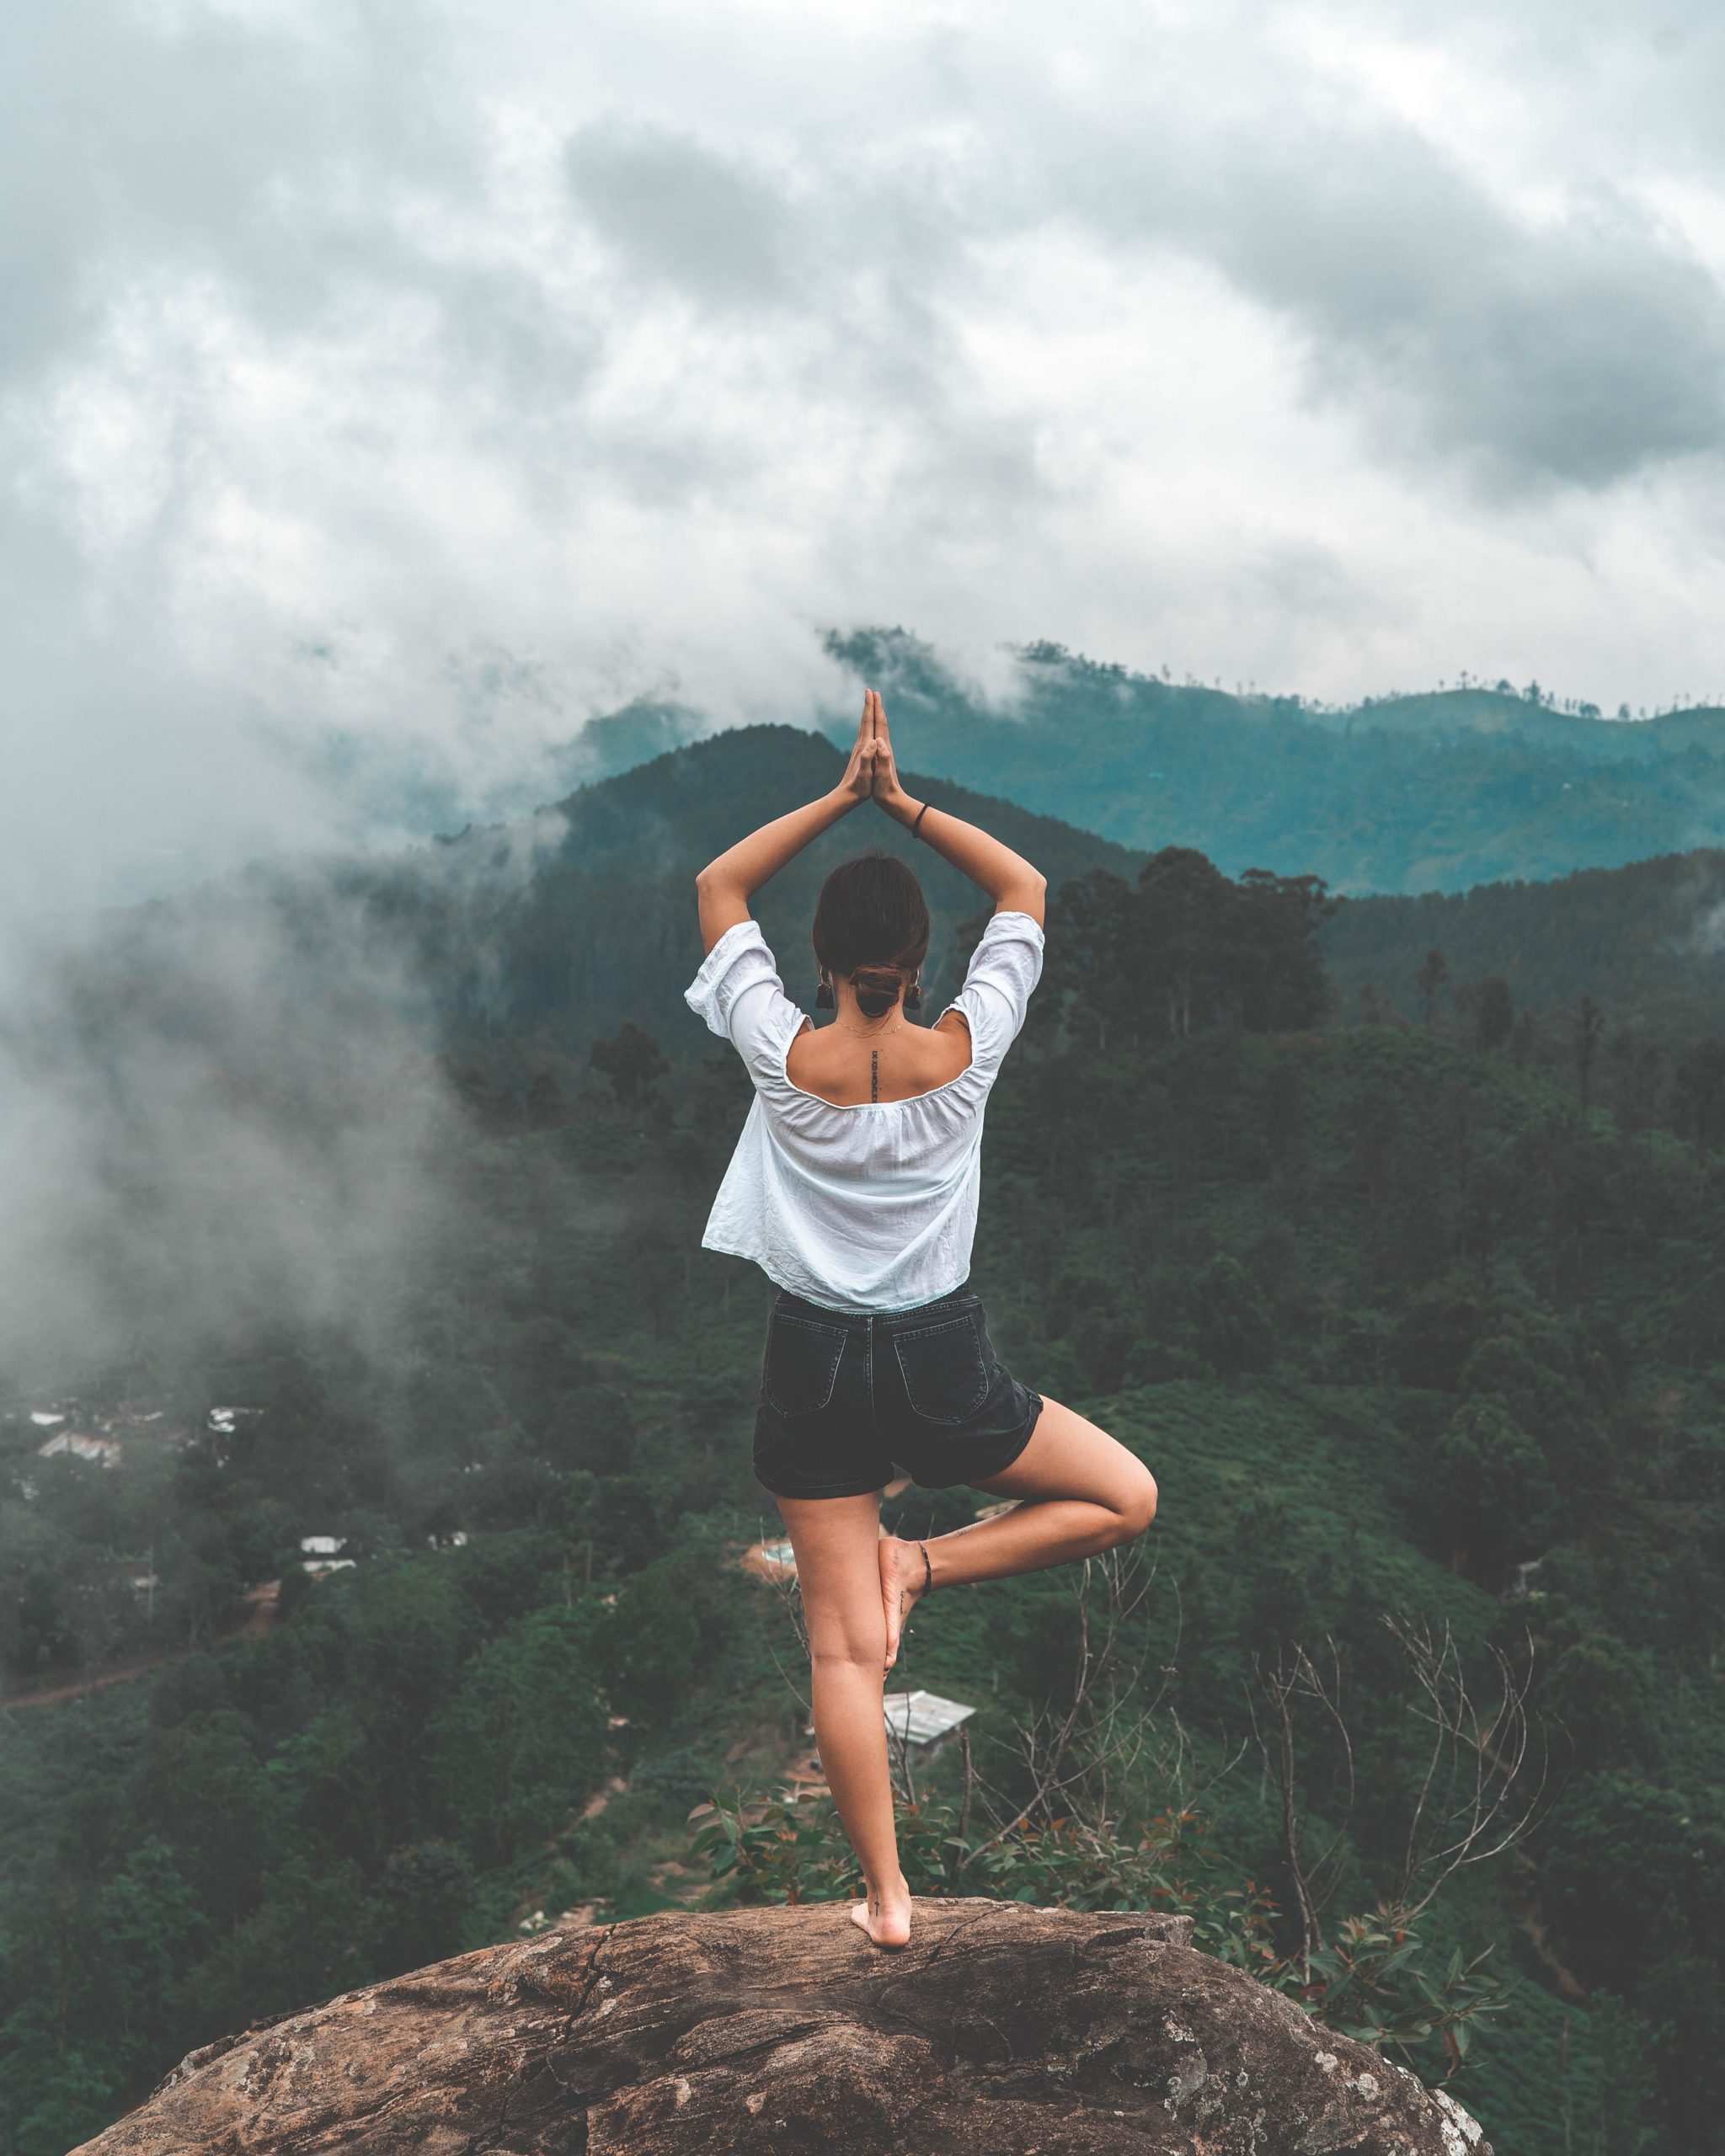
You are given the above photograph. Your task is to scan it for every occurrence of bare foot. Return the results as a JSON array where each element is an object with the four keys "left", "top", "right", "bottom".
[
  {"left": 877, "top": 1533, "right": 929, "bottom": 1674},
  {"left": 850, "top": 1876, "right": 912, "bottom": 1949}
]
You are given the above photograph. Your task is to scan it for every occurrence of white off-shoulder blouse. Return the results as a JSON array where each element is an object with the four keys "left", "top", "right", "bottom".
[{"left": 683, "top": 909, "right": 1045, "bottom": 1313}]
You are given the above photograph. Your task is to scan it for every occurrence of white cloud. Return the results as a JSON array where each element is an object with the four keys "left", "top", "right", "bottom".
[{"left": 5, "top": 0, "right": 1725, "bottom": 920}]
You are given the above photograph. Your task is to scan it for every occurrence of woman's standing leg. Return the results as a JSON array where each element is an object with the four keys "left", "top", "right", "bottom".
[{"left": 773, "top": 1489, "right": 912, "bottom": 1946}]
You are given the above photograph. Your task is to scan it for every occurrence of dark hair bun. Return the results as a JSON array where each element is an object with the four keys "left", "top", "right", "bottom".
[
  {"left": 813, "top": 851, "right": 932, "bottom": 1017},
  {"left": 851, "top": 965, "right": 903, "bottom": 1019}
]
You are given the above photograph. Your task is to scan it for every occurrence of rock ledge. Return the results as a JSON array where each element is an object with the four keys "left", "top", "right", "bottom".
[{"left": 74, "top": 1898, "right": 1492, "bottom": 2153}]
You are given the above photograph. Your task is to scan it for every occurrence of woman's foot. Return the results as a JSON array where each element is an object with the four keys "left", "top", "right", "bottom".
[
  {"left": 850, "top": 1874, "right": 913, "bottom": 1949},
  {"left": 877, "top": 1533, "right": 931, "bottom": 1673}
]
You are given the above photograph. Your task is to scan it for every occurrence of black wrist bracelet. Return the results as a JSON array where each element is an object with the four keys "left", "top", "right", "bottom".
[{"left": 911, "top": 802, "right": 930, "bottom": 836}]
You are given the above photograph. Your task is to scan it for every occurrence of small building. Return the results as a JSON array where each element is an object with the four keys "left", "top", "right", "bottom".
[
  {"left": 883, "top": 1689, "right": 977, "bottom": 1757},
  {"left": 208, "top": 1406, "right": 263, "bottom": 1434},
  {"left": 740, "top": 1539, "right": 798, "bottom": 1581},
  {"left": 299, "top": 1534, "right": 355, "bottom": 1577},
  {"left": 37, "top": 1433, "right": 120, "bottom": 1468},
  {"left": 805, "top": 1689, "right": 978, "bottom": 1761}
]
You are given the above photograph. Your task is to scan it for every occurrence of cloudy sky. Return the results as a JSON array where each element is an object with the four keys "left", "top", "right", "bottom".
[{"left": 7, "top": 0, "right": 1725, "bottom": 916}]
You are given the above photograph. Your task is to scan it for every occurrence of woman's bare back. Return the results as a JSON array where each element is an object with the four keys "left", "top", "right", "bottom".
[{"left": 784, "top": 1008, "right": 974, "bottom": 1106}]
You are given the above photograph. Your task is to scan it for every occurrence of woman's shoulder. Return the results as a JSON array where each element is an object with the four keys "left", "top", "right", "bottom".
[{"left": 686, "top": 919, "right": 804, "bottom": 1070}]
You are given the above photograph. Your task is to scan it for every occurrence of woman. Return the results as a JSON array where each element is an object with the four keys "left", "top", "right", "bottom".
[{"left": 685, "top": 689, "right": 1159, "bottom": 1950}]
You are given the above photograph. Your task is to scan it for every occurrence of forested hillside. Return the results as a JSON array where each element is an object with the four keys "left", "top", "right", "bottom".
[
  {"left": 8, "top": 800, "right": 1725, "bottom": 2153},
  {"left": 803, "top": 627, "right": 1725, "bottom": 894},
  {"left": 1324, "top": 849, "right": 1725, "bottom": 1044}
]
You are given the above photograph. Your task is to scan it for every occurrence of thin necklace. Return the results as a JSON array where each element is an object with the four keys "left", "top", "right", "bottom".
[
  {"left": 827, "top": 982, "right": 917, "bottom": 1037},
  {"left": 832, "top": 1015, "right": 906, "bottom": 1037}
]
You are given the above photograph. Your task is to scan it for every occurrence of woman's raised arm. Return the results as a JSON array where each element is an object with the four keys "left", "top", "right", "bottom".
[
  {"left": 692, "top": 697, "right": 878, "bottom": 953},
  {"left": 868, "top": 691, "right": 1047, "bottom": 926}
]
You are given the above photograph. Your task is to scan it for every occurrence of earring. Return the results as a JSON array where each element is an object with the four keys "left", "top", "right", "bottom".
[
  {"left": 904, "top": 976, "right": 922, "bottom": 1011},
  {"left": 815, "top": 974, "right": 835, "bottom": 1009}
]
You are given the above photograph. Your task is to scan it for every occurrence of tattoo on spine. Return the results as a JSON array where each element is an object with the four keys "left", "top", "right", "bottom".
[{"left": 871, "top": 1049, "right": 879, "bottom": 1102}]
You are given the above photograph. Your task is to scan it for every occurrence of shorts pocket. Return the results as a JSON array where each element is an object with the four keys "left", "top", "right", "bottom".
[
  {"left": 762, "top": 1313, "right": 848, "bottom": 1417},
  {"left": 892, "top": 1312, "right": 992, "bottom": 1425}
]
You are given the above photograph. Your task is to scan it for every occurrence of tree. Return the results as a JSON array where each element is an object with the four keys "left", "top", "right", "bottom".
[
  {"left": 1570, "top": 996, "right": 1605, "bottom": 1110},
  {"left": 1429, "top": 1398, "right": 1558, "bottom": 1590},
  {"left": 589, "top": 1022, "right": 668, "bottom": 1107},
  {"left": 1232, "top": 867, "right": 1335, "bottom": 1030},
  {"left": 429, "top": 1604, "right": 610, "bottom": 1865},
  {"left": 524, "top": 1070, "right": 564, "bottom": 1128},
  {"left": 1674, "top": 1038, "right": 1725, "bottom": 1163},
  {"left": 1471, "top": 977, "right": 1514, "bottom": 1054},
  {"left": 1414, "top": 949, "right": 1450, "bottom": 1032},
  {"left": 369, "top": 1840, "right": 472, "bottom": 1976},
  {"left": 1192, "top": 1254, "right": 1277, "bottom": 1379},
  {"left": 597, "top": 1557, "right": 704, "bottom": 1731},
  {"left": 1540, "top": 1631, "right": 1651, "bottom": 1775},
  {"left": 1049, "top": 867, "right": 1135, "bottom": 1049},
  {"left": 1135, "top": 848, "right": 1233, "bottom": 1038}
]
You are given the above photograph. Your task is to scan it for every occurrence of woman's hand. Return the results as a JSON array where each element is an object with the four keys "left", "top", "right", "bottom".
[
  {"left": 866, "top": 690, "right": 915, "bottom": 821},
  {"left": 694, "top": 695, "right": 892, "bottom": 949},
  {"left": 836, "top": 694, "right": 881, "bottom": 804}
]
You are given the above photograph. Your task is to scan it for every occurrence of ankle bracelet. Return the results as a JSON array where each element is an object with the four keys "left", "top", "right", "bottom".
[{"left": 920, "top": 1541, "right": 933, "bottom": 1595}]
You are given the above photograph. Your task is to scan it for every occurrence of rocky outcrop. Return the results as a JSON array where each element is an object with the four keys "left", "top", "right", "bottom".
[{"left": 74, "top": 1898, "right": 1492, "bottom": 2154}]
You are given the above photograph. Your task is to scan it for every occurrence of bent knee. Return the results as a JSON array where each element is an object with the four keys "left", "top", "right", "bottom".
[
  {"left": 809, "top": 1630, "right": 887, "bottom": 1673},
  {"left": 1109, "top": 1466, "right": 1158, "bottom": 1541}
]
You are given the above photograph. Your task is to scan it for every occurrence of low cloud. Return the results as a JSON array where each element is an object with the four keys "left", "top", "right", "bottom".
[
  {"left": 0, "top": 883, "right": 462, "bottom": 1391},
  {"left": 7, "top": 0, "right": 1725, "bottom": 925},
  {"left": 565, "top": 124, "right": 805, "bottom": 310}
]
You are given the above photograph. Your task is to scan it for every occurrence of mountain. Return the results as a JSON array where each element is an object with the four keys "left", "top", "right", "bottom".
[
  {"left": 798, "top": 629, "right": 1725, "bottom": 895},
  {"left": 147, "top": 724, "right": 1146, "bottom": 1070},
  {"left": 1321, "top": 849, "right": 1725, "bottom": 1041}
]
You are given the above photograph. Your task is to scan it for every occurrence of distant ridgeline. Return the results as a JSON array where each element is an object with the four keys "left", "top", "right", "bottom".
[
  {"left": 815, "top": 627, "right": 1725, "bottom": 896},
  {"left": 81, "top": 719, "right": 1725, "bottom": 1099}
]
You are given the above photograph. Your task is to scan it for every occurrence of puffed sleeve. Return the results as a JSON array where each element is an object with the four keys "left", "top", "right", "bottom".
[
  {"left": 684, "top": 918, "right": 807, "bottom": 1087},
  {"left": 944, "top": 909, "right": 1045, "bottom": 1075}
]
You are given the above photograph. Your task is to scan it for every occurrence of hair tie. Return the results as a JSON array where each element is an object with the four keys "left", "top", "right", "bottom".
[{"left": 911, "top": 802, "right": 930, "bottom": 836}]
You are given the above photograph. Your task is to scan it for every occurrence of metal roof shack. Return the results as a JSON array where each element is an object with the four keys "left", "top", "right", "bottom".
[
  {"left": 739, "top": 1540, "right": 797, "bottom": 1580},
  {"left": 882, "top": 1689, "right": 976, "bottom": 1755},
  {"left": 37, "top": 1432, "right": 121, "bottom": 1468},
  {"left": 299, "top": 1534, "right": 355, "bottom": 1577}
]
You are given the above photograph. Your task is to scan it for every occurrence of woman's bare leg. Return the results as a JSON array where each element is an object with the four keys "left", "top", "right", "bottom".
[
  {"left": 880, "top": 1397, "right": 1157, "bottom": 1668},
  {"left": 773, "top": 1488, "right": 912, "bottom": 1947}
]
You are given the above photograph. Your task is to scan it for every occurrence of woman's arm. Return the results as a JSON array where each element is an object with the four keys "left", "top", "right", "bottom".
[
  {"left": 867, "top": 691, "right": 1047, "bottom": 926},
  {"left": 693, "top": 697, "right": 878, "bottom": 953}
]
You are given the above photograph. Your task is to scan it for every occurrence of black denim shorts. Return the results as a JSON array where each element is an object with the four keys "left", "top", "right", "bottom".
[{"left": 752, "top": 1282, "right": 1045, "bottom": 1502}]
